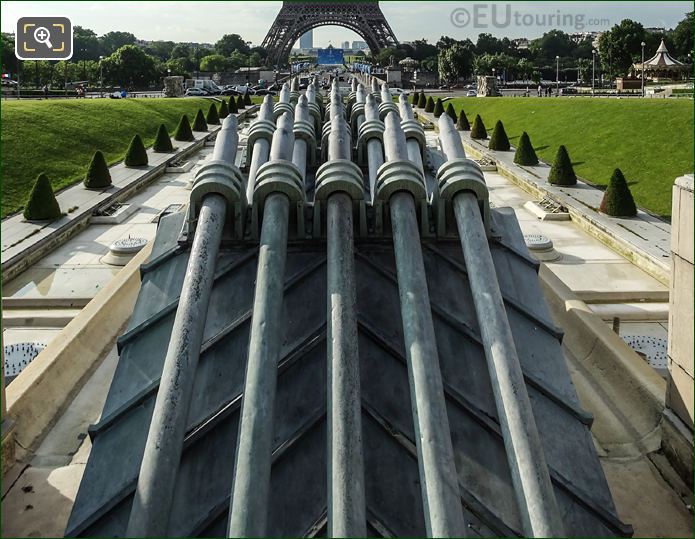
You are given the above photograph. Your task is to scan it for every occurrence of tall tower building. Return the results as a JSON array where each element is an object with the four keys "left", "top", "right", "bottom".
[{"left": 299, "top": 29, "right": 313, "bottom": 50}]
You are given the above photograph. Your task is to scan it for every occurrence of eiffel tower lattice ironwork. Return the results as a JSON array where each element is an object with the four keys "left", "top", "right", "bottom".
[{"left": 261, "top": 1, "right": 398, "bottom": 67}]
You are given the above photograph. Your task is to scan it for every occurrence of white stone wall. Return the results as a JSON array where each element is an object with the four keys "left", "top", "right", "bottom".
[{"left": 667, "top": 174, "right": 694, "bottom": 428}]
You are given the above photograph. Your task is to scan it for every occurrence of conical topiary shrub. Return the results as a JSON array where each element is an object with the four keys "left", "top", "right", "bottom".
[
  {"left": 433, "top": 98, "right": 444, "bottom": 118},
  {"left": 470, "top": 114, "right": 487, "bottom": 139},
  {"left": 229, "top": 96, "right": 238, "bottom": 114},
  {"left": 174, "top": 114, "right": 194, "bottom": 141},
  {"left": 237, "top": 95, "right": 246, "bottom": 110},
  {"left": 153, "top": 124, "right": 174, "bottom": 152},
  {"left": 124, "top": 134, "right": 148, "bottom": 166},
  {"left": 24, "top": 173, "right": 61, "bottom": 221},
  {"left": 84, "top": 150, "right": 112, "bottom": 189},
  {"left": 513, "top": 132, "right": 538, "bottom": 165},
  {"left": 206, "top": 102, "right": 220, "bottom": 125},
  {"left": 548, "top": 145, "right": 577, "bottom": 186},
  {"left": 425, "top": 96, "right": 435, "bottom": 113},
  {"left": 446, "top": 103, "right": 457, "bottom": 123},
  {"left": 456, "top": 109, "right": 470, "bottom": 131},
  {"left": 192, "top": 109, "right": 208, "bottom": 132},
  {"left": 218, "top": 99, "right": 229, "bottom": 119},
  {"left": 488, "top": 120, "right": 510, "bottom": 151},
  {"left": 417, "top": 92, "right": 427, "bottom": 108},
  {"left": 411, "top": 91, "right": 419, "bottom": 106},
  {"left": 244, "top": 92, "right": 252, "bottom": 106},
  {"left": 600, "top": 168, "right": 637, "bottom": 217}
]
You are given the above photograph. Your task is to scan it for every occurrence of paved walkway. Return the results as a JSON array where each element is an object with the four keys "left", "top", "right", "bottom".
[{"left": 418, "top": 109, "right": 672, "bottom": 284}]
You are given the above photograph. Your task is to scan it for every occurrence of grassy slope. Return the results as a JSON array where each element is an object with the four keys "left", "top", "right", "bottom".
[
  {"left": 446, "top": 97, "right": 693, "bottom": 217},
  {"left": 0, "top": 97, "right": 220, "bottom": 218}
]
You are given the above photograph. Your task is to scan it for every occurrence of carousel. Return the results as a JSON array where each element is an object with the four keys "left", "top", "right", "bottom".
[{"left": 632, "top": 39, "right": 690, "bottom": 81}]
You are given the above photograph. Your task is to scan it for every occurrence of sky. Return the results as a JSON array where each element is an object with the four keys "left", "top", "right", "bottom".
[{"left": 1, "top": 1, "right": 691, "bottom": 47}]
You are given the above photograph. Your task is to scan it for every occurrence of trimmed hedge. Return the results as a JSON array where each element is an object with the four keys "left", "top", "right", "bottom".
[
  {"left": 425, "top": 96, "right": 435, "bottom": 113},
  {"left": 192, "top": 109, "right": 208, "bottom": 132},
  {"left": 470, "top": 114, "right": 487, "bottom": 139},
  {"left": 229, "top": 96, "right": 238, "bottom": 113},
  {"left": 24, "top": 173, "right": 61, "bottom": 221},
  {"left": 124, "top": 134, "right": 148, "bottom": 166},
  {"left": 237, "top": 95, "right": 246, "bottom": 110},
  {"left": 433, "top": 98, "right": 444, "bottom": 118},
  {"left": 456, "top": 109, "right": 470, "bottom": 131},
  {"left": 218, "top": 99, "right": 229, "bottom": 119},
  {"left": 446, "top": 103, "right": 458, "bottom": 123},
  {"left": 84, "top": 150, "right": 112, "bottom": 188},
  {"left": 244, "top": 92, "right": 252, "bottom": 106},
  {"left": 513, "top": 132, "right": 539, "bottom": 165},
  {"left": 174, "top": 114, "right": 194, "bottom": 141},
  {"left": 418, "top": 92, "right": 427, "bottom": 108},
  {"left": 488, "top": 120, "right": 510, "bottom": 151},
  {"left": 411, "top": 91, "right": 420, "bottom": 106},
  {"left": 548, "top": 145, "right": 577, "bottom": 186},
  {"left": 600, "top": 168, "right": 637, "bottom": 217},
  {"left": 153, "top": 124, "right": 174, "bottom": 152},
  {"left": 206, "top": 102, "right": 220, "bottom": 125}
]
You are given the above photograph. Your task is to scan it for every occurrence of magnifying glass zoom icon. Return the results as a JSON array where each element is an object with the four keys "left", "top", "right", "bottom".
[{"left": 33, "top": 27, "right": 53, "bottom": 49}]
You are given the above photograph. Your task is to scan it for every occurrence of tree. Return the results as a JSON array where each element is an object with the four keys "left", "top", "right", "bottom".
[
  {"left": 476, "top": 33, "right": 512, "bottom": 56},
  {"left": 72, "top": 26, "right": 100, "bottom": 62},
  {"left": 456, "top": 109, "right": 470, "bottom": 131},
  {"left": 200, "top": 54, "right": 229, "bottom": 72},
  {"left": 425, "top": 96, "right": 435, "bottom": 112},
  {"left": 228, "top": 96, "right": 238, "bottom": 114},
  {"left": 470, "top": 115, "right": 487, "bottom": 139},
  {"left": 529, "top": 30, "right": 574, "bottom": 60},
  {"left": 170, "top": 43, "right": 192, "bottom": 60},
  {"left": 671, "top": 12, "right": 694, "bottom": 61},
  {"left": 102, "top": 45, "right": 158, "bottom": 87},
  {"left": 215, "top": 34, "right": 250, "bottom": 57},
  {"left": 597, "top": 19, "right": 649, "bottom": 75},
  {"left": 600, "top": 168, "right": 637, "bottom": 217},
  {"left": 1, "top": 33, "right": 18, "bottom": 77},
  {"left": 412, "top": 39, "right": 438, "bottom": 61},
  {"left": 143, "top": 41, "right": 176, "bottom": 61},
  {"left": 445, "top": 103, "right": 457, "bottom": 123},
  {"left": 514, "top": 132, "right": 538, "bottom": 165},
  {"left": 375, "top": 46, "right": 406, "bottom": 67},
  {"left": 433, "top": 98, "right": 444, "bottom": 117},
  {"left": 153, "top": 124, "right": 174, "bottom": 152},
  {"left": 438, "top": 42, "right": 474, "bottom": 83},
  {"left": 124, "top": 134, "right": 148, "bottom": 166},
  {"left": 488, "top": 120, "right": 510, "bottom": 150},
  {"left": 192, "top": 109, "right": 208, "bottom": 132},
  {"left": 174, "top": 114, "right": 194, "bottom": 141},
  {"left": 219, "top": 99, "right": 229, "bottom": 119},
  {"left": 24, "top": 173, "right": 61, "bottom": 221},
  {"left": 84, "top": 150, "right": 112, "bottom": 188},
  {"left": 517, "top": 58, "right": 534, "bottom": 80},
  {"left": 99, "top": 31, "right": 136, "bottom": 56},
  {"left": 548, "top": 145, "right": 577, "bottom": 186},
  {"left": 417, "top": 92, "right": 427, "bottom": 108},
  {"left": 228, "top": 50, "right": 249, "bottom": 71},
  {"left": 164, "top": 58, "right": 192, "bottom": 78},
  {"left": 206, "top": 102, "right": 220, "bottom": 124}
]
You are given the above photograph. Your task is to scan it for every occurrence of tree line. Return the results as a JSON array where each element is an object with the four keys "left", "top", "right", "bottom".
[{"left": 1, "top": 11, "right": 691, "bottom": 90}]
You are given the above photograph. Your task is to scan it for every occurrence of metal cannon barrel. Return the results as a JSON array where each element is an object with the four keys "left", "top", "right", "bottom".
[
  {"left": 126, "top": 116, "right": 241, "bottom": 537},
  {"left": 372, "top": 113, "right": 467, "bottom": 537},
  {"left": 437, "top": 114, "right": 564, "bottom": 537}
]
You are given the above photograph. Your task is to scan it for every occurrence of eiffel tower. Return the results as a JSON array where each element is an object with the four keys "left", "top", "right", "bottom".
[{"left": 261, "top": 1, "right": 398, "bottom": 67}]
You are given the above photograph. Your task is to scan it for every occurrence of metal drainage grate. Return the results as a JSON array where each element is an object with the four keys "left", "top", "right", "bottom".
[
  {"left": 94, "top": 202, "right": 125, "bottom": 217},
  {"left": 538, "top": 197, "right": 568, "bottom": 214},
  {"left": 622, "top": 335, "right": 668, "bottom": 371},
  {"left": 4, "top": 342, "right": 46, "bottom": 378}
]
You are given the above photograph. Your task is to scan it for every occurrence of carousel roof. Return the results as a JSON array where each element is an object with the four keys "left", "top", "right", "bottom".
[{"left": 634, "top": 39, "right": 688, "bottom": 70}]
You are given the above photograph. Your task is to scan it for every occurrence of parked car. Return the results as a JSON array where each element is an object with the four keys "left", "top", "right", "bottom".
[
  {"left": 221, "top": 88, "right": 242, "bottom": 96},
  {"left": 560, "top": 86, "right": 578, "bottom": 95},
  {"left": 254, "top": 89, "right": 277, "bottom": 96},
  {"left": 466, "top": 89, "right": 477, "bottom": 97},
  {"left": 389, "top": 87, "right": 410, "bottom": 97},
  {"left": 185, "top": 87, "right": 207, "bottom": 96}
]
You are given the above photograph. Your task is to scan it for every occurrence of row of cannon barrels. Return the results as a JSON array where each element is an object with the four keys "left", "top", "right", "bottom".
[{"left": 125, "top": 76, "right": 565, "bottom": 537}]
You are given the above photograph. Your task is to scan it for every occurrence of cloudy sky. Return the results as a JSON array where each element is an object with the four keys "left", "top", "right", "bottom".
[{"left": 2, "top": 1, "right": 691, "bottom": 47}]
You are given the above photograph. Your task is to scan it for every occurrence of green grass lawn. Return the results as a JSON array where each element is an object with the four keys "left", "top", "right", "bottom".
[
  {"left": 443, "top": 97, "right": 693, "bottom": 217},
  {"left": 0, "top": 97, "right": 236, "bottom": 218}
]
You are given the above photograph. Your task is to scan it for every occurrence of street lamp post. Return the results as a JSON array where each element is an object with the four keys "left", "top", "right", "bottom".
[
  {"left": 592, "top": 49, "right": 596, "bottom": 96},
  {"left": 99, "top": 56, "right": 104, "bottom": 97},
  {"left": 641, "top": 41, "right": 646, "bottom": 97},
  {"left": 555, "top": 55, "right": 560, "bottom": 96}
]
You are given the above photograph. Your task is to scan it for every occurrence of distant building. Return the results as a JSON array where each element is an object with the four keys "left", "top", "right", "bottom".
[
  {"left": 645, "top": 27, "right": 666, "bottom": 34},
  {"left": 342, "top": 41, "right": 350, "bottom": 50},
  {"left": 352, "top": 40, "right": 368, "bottom": 50},
  {"left": 569, "top": 31, "right": 600, "bottom": 44},
  {"left": 300, "top": 30, "right": 313, "bottom": 49},
  {"left": 512, "top": 38, "right": 529, "bottom": 50}
]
